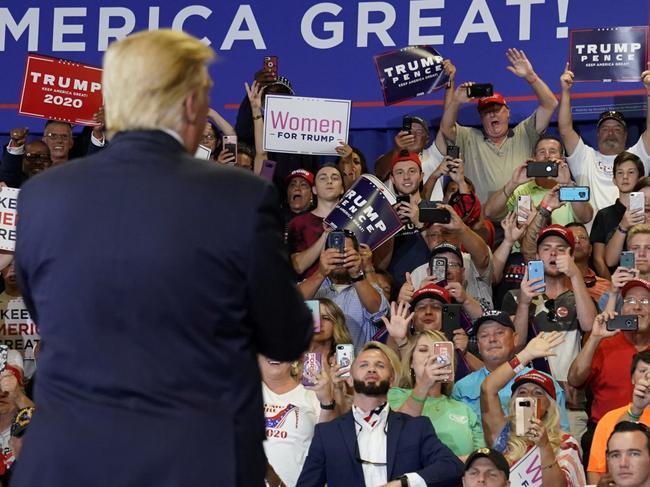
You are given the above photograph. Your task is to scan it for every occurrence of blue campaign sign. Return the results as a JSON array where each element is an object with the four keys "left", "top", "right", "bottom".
[{"left": 0, "top": 0, "right": 648, "bottom": 133}]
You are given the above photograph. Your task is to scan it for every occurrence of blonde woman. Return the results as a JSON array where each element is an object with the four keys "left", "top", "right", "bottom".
[
  {"left": 480, "top": 331, "right": 585, "bottom": 486},
  {"left": 388, "top": 330, "right": 485, "bottom": 458}
]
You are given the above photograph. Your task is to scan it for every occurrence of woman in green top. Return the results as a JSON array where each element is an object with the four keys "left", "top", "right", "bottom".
[{"left": 387, "top": 330, "right": 485, "bottom": 458}]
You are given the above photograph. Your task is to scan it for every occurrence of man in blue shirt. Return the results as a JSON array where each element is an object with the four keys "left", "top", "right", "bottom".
[{"left": 451, "top": 310, "right": 570, "bottom": 431}]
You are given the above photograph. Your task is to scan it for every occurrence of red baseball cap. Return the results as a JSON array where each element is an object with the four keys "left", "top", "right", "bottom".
[
  {"left": 478, "top": 93, "right": 507, "bottom": 111},
  {"left": 511, "top": 370, "right": 556, "bottom": 401},
  {"left": 285, "top": 169, "right": 315, "bottom": 186},
  {"left": 537, "top": 224, "right": 575, "bottom": 252},
  {"left": 622, "top": 279, "right": 650, "bottom": 297},
  {"left": 411, "top": 283, "right": 451, "bottom": 307},
  {"left": 391, "top": 151, "right": 422, "bottom": 172}
]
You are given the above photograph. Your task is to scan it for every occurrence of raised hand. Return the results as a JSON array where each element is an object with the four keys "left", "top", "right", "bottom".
[
  {"left": 381, "top": 301, "right": 414, "bottom": 343},
  {"left": 335, "top": 141, "right": 353, "bottom": 159},
  {"left": 501, "top": 212, "right": 526, "bottom": 245},
  {"left": 521, "top": 331, "right": 564, "bottom": 361},
  {"left": 397, "top": 272, "right": 415, "bottom": 304},
  {"left": 9, "top": 127, "right": 28, "bottom": 147},
  {"left": 556, "top": 247, "right": 579, "bottom": 279},
  {"left": 519, "top": 268, "right": 544, "bottom": 305},
  {"left": 506, "top": 48, "right": 536, "bottom": 81},
  {"left": 560, "top": 62, "right": 575, "bottom": 92},
  {"left": 244, "top": 80, "right": 264, "bottom": 112},
  {"left": 591, "top": 311, "right": 620, "bottom": 339},
  {"left": 642, "top": 61, "right": 650, "bottom": 93}
]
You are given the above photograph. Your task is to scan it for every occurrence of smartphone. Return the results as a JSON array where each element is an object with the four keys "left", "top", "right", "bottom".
[
  {"left": 527, "top": 260, "right": 545, "bottom": 293},
  {"left": 433, "top": 342, "right": 454, "bottom": 383},
  {"left": 305, "top": 300, "right": 321, "bottom": 333},
  {"left": 223, "top": 135, "right": 237, "bottom": 163},
  {"left": 302, "top": 352, "right": 321, "bottom": 387},
  {"left": 559, "top": 186, "right": 590, "bottom": 202},
  {"left": 428, "top": 256, "right": 447, "bottom": 283},
  {"left": 526, "top": 161, "right": 559, "bottom": 178},
  {"left": 418, "top": 201, "right": 451, "bottom": 224},
  {"left": 0, "top": 345, "right": 8, "bottom": 373},
  {"left": 630, "top": 192, "right": 645, "bottom": 222},
  {"left": 263, "top": 55, "right": 278, "bottom": 81},
  {"left": 194, "top": 144, "right": 211, "bottom": 160},
  {"left": 517, "top": 195, "right": 531, "bottom": 224},
  {"left": 446, "top": 145, "right": 460, "bottom": 159},
  {"left": 259, "top": 160, "right": 277, "bottom": 181},
  {"left": 442, "top": 304, "right": 462, "bottom": 341},
  {"left": 621, "top": 250, "right": 636, "bottom": 270},
  {"left": 607, "top": 315, "right": 639, "bottom": 331},
  {"left": 402, "top": 116, "right": 412, "bottom": 133},
  {"left": 515, "top": 397, "right": 538, "bottom": 436},
  {"left": 396, "top": 195, "right": 410, "bottom": 205},
  {"left": 326, "top": 231, "right": 346, "bottom": 253},
  {"left": 336, "top": 344, "right": 354, "bottom": 378},
  {"left": 467, "top": 83, "right": 493, "bottom": 98}
]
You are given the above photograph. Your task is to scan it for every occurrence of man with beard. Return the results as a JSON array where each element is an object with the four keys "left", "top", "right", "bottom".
[
  {"left": 0, "top": 141, "right": 51, "bottom": 188},
  {"left": 559, "top": 63, "right": 650, "bottom": 215},
  {"left": 440, "top": 49, "right": 557, "bottom": 203},
  {"left": 297, "top": 342, "right": 463, "bottom": 487}
]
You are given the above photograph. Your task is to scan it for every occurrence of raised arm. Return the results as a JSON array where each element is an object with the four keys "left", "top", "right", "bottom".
[
  {"left": 567, "top": 311, "right": 617, "bottom": 387},
  {"left": 243, "top": 81, "right": 266, "bottom": 174},
  {"left": 493, "top": 212, "right": 526, "bottom": 283},
  {"left": 558, "top": 62, "right": 580, "bottom": 155},
  {"left": 506, "top": 48, "right": 558, "bottom": 133},
  {"left": 606, "top": 209, "right": 643, "bottom": 267},
  {"left": 641, "top": 62, "right": 650, "bottom": 153}
]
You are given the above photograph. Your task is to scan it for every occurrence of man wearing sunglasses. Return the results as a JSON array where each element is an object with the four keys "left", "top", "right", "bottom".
[
  {"left": 504, "top": 224, "right": 597, "bottom": 442},
  {"left": 0, "top": 141, "right": 52, "bottom": 188}
]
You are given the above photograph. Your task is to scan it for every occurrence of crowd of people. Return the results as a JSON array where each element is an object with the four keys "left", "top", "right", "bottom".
[{"left": 4, "top": 43, "right": 650, "bottom": 487}]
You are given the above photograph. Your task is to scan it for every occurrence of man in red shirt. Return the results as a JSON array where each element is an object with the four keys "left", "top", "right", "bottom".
[{"left": 568, "top": 279, "right": 650, "bottom": 463}]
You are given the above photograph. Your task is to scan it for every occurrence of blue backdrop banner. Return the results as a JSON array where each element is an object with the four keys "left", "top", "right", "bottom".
[{"left": 0, "top": 0, "right": 648, "bottom": 132}]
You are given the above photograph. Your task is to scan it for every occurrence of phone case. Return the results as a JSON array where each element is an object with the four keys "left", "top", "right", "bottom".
[
  {"left": 336, "top": 344, "right": 354, "bottom": 378},
  {"left": 447, "top": 145, "right": 460, "bottom": 159},
  {"left": 621, "top": 251, "right": 635, "bottom": 269},
  {"left": 429, "top": 257, "right": 447, "bottom": 283},
  {"left": 305, "top": 300, "right": 320, "bottom": 333},
  {"left": 327, "top": 231, "right": 346, "bottom": 253},
  {"left": 442, "top": 304, "right": 462, "bottom": 340},
  {"left": 432, "top": 342, "right": 454, "bottom": 383},
  {"left": 526, "top": 161, "right": 558, "bottom": 178},
  {"left": 194, "top": 144, "right": 211, "bottom": 160},
  {"left": 302, "top": 352, "right": 321, "bottom": 387},
  {"left": 515, "top": 397, "right": 537, "bottom": 436},
  {"left": 259, "top": 160, "right": 277, "bottom": 181},
  {"left": 517, "top": 195, "right": 531, "bottom": 223},
  {"left": 607, "top": 315, "right": 639, "bottom": 331},
  {"left": 630, "top": 192, "right": 645, "bottom": 212},
  {"left": 558, "top": 186, "right": 590, "bottom": 202},
  {"left": 527, "top": 260, "right": 545, "bottom": 293}
]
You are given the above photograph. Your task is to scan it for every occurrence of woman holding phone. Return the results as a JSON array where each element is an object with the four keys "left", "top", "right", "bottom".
[
  {"left": 480, "top": 332, "right": 585, "bottom": 486},
  {"left": 388, "top": 329, "right": 485, "bottom": 458}
]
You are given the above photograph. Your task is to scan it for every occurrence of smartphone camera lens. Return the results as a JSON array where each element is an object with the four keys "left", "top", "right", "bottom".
[{"left": 626, "top": 320, "right": 632, "bottom": 326}]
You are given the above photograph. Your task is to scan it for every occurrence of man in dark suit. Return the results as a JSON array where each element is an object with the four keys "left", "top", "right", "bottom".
[
  {"left": 297, "top": 342, "right": 463, "bottom": 487},
  {"left": 12, "top": 29, "right": 312, "bottom": 487}
]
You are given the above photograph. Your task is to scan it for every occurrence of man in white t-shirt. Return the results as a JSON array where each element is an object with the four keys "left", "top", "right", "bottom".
[{"left": 558, "top": 63, "right": 650, "bottom": 216}]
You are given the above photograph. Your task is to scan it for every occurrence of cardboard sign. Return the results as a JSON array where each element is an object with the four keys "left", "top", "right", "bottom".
[
  {"left": 19, "top": 54, "right": 103, "bottom": 125},
  {"left": 374, "top": 46, "right": 449, "bottom": 105},
  {"left": 569, "top": 27, "right": 648, "bottom": 82},
  {"left": 263, "top": 95, "right": 351, "bottom": 156},
  {"left": 0, "top": 187, "right": 19, "bottom": 252},
  {"left": 324, "top": 175, "right": 403, "bottom": 250},
  {"left": 509, "top": 446, "right": 542, "bottom": 487}
]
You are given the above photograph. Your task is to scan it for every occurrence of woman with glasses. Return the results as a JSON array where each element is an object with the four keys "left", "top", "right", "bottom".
[
  {"left": 388, "top": 329, "right": 485, "bottom": 459},
  {"left": 481, "top": 331, "right": 585, "bottom": 487},
  {"left": 198, "top": 107, "right": 235, "bottom": 160}
]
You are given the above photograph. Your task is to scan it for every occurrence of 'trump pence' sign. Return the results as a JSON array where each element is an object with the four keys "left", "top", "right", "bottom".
[
  {"left": 263, "top": 95, "right": 351, "bottom": 156},
  {"left": 0, "top": 187, "right": 19, "bottom": 252}
]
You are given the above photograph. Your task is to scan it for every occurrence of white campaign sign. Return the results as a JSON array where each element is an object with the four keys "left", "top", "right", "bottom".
[
  {"left": 509, "top": 446, "right": 542, "bottom": 487},
  {"left": 0, "top": 187, "right": 19, "bottom": 252},
  {"left": 263, "top": 95, "right": 351, "bottom": 156}
]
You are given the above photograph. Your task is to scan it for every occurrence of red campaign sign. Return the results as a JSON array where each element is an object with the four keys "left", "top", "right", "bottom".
[{"left": 18, "top": 54, "right": 102, "bottom": 126}]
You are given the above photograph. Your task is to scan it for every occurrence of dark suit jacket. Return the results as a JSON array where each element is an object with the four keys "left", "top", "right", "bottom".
[
  {"left": 13, "top": 130, "right": 312, "bottom": 487},
  {"left": 296, "top": 409, "right": 464, "bottom": 487}
]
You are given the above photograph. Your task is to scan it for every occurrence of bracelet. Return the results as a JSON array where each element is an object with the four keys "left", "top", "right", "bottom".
[
  {"left": 541, "top": 460, "right": 558, "bottom": 470},
  {"left": 320, "top": 400, "right": 336, "bottom": 410},
  {"left": 527, "top": 76, "right": 539, "bottom": 85},
  {"left": 509, "top": 355, "right": 525, "bottom": 373},
  {"left": 410, "top": 392, "right": 427, "bottom": 404},
  {"left": 252, "top": 114, "right": 263, "bottom": 120},
  {"left": 627, "top": 404, "right": 642, "bottom": 421},
  {"left": 618, "top": 225, "right": 629, "bottom": 235},
  {"left": 538, "top": 205, "right": 552, "bottom": 219}
]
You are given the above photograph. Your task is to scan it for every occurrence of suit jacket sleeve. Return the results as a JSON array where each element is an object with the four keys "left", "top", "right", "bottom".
[
  {"left": 246, "top": 182, "right": 312, "bottom": 361},
  {"left": 414, "top": 416, "right": 464, "bottom": 486},
  {"left": 0, "top": 146, "right": 23, "bottom": 188},
  {"left": 295, "top": 424, "right": 327, "bottom": 487}
]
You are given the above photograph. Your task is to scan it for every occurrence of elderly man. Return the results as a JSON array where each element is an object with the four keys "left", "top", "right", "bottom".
[
  {"left": 13, "top": 30, "right": 312, "bottom": 487},
  {"left": 297, "top": 341, "right": 463, "bottom": 487},
  {"left": 440, "top": 49, "right": 558, "bottom": 203}
]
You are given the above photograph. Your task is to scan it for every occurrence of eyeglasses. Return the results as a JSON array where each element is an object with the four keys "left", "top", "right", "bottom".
[
  {"left": 44, "top": 133, "right": 70, "bottom": 141},
  {"left": 201, "top": 134, "right": 216, "bottom": 141},
  {"left": 623, "top": 298, "right": 650, "bottom": 306},
  {"left": 24, "top": 153, "right": 50, "bottom": 162},
  {"left": 447, "top": 262, "right": 462, "bottom": 269},
  {"left": 545, "top": 299, "right": 556, "bottom": 323}
]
